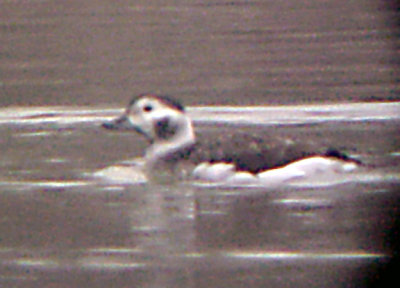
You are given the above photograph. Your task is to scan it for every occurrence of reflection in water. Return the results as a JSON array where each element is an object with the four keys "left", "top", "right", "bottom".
[
  {"left": 0, "top": 165, "right": 396, "bottom": 287},
  {"left": 81, "top": 185, "right": 197, "bottom": 287},
  {"left": 127, "top": 185, "right": 196, "bottom": 253}
]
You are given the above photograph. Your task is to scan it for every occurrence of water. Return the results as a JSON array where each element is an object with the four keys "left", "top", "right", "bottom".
[
  {"left": 1, "top": 0, "right": 399, "bottom": 287},
  {"left": 0, "top": 0, "right": 398, "bottom": 106},
  {"left": 0, "top": 104, "right": 399, "bottom": 287}
]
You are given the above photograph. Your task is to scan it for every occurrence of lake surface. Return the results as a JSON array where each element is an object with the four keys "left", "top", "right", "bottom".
[
  {"left": 0, "top": 103, "right": 399, "bottom": 287},
  {"left": 0, "top": 0, "right": 398, "bottom": 106},
  {"left": 0, "top": 0, "right": 399, "bottom": 287}
]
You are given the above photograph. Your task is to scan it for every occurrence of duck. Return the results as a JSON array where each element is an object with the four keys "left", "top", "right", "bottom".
[{"left": 101, "top": 93, "right": 361, "bottom": 185}]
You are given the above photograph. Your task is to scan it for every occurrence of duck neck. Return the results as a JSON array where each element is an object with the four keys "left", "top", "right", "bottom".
[{"left": 145, "top": 116, "right": 196, "bottom": 165}]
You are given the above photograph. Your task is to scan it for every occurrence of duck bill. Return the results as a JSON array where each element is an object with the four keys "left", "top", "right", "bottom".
[
  {"left": 102, "top": 114, "right": 153, "bottom": 143},
  {"left": 102, "top": 114, "right": 132, "bottom": 130}
]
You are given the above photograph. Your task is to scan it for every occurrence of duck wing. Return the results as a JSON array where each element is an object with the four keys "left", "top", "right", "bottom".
[{"left": 190, "top": 132, "right": 324, "bottom": 173}]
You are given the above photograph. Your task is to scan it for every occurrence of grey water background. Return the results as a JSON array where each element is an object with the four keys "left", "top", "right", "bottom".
[{"left": 1, "top": 0, "right": 400, "bottom": 287}]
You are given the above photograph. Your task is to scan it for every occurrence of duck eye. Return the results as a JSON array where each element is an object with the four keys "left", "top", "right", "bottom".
[{"left": 143, "top": 105, "right": 153, "bottom": 112}]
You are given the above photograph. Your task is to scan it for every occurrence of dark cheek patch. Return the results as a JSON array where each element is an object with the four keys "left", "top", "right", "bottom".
[{"left": 155, "top": 118, "right": 178, "bottom": 140}]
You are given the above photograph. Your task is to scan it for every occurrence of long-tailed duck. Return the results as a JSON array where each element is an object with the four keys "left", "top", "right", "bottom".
[{"left": 101, "top": 94, "right": 360, "bottom": 185}]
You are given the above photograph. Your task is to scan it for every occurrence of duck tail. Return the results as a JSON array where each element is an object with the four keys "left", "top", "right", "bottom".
[{"left": 324, "top": 148, "right": 363, "bottom": 165}]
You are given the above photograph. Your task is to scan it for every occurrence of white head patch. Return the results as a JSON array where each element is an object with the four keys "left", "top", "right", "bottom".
[{"left": 125, "top": 95, "right": 196, "bottom": 162}]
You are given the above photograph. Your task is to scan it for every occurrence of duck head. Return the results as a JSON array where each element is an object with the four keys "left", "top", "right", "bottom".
[{"left": 102, "top": 94, "right": 196, "bottom": 163}]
